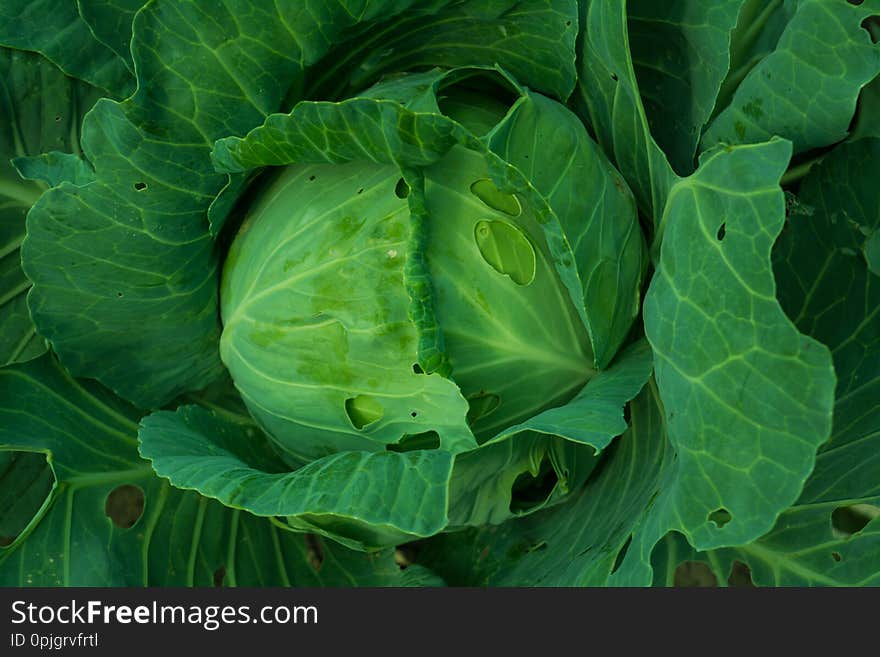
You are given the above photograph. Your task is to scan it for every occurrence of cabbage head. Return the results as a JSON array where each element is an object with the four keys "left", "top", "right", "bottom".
[{"left": 214, "top": 67, "right": 646, "bottom": 545}]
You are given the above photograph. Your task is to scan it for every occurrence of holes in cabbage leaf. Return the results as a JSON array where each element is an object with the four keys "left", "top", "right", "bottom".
[
  {"left": 394, "top": 544, "right": 418, "bottom": 569},
  {"left": 134, "top": 181, "right": 147, "bottom": 191},
  {"left": 387, "top": 431, "right": 440, "bottom": 453},
  {"left": 395, "top": 178, "right": 410, "bottom": 199},
  {"left": 344, "top": 394, "right": 384, "bottom": 430},
  {"left": 716, "top": 222, "right": 726, "bottom": 241},
  {"left": 832, "top": 551, "right": 842, "bottom": 562},
  {"left": 305, "top": 533, "right": 324, "bottom": 571},
  {"left": 728, "top": 560, "right": 755, "bottom": 587},
  {"left": 474, "top": 219, "right": 536, "bottom": 285},
  {"left": 831, "top": 504, "right": 879, "bottom": 537},
  {"left": 610, "top": 535, "right": 632, "bottom": 574},
  {"left": 671, "top": 553, "right": 751, "bottom": 588},
  {"left": 466, "top": 392, "right": 501, "bottom": 426},
  {"left": 707, "top": 507, "right": 732, "bottom": 528},
  {"left": 509, "top": 460, "right": 557, "bottom": 513},
  {"left": 674, "top": 561, "right": 717, "bottom": 587},
  {"left": 0, "top": 450, "right": 55, "bottom": 547},
  {"left": 470, "top": 179, "right": 522, "bottom": 217},
  {"left": 412, "top": 363, "right": 424, "bottom": 374},
  {"left": 862, "top": 17, "right": 879, "bottom": 43},
  {"left": 105, "top": 484, "right": 145, "bottom": 529}
]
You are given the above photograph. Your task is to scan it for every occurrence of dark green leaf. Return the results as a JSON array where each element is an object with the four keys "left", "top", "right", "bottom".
[
  {"left": 0, "top": 48, "right": 102, "bottom": 367},
  {"left": 304, "top": 0, "right": 579, "bottom": 102},
  {"left": 851, "top": 74, "right": 880, "bottom": 143},
  {"left": 575, "top": 0, "right": 679, "bottom": 228},
  {"left": 0, "top": 0, "right": 133, "bottom": 97},
  {"left": 0, "top": 354, "right": 424, "bottom": 586},
  {"left": 0, "top": 451, "right": 54, "bottom": 546},
  {"left": 702, "top": 0, "right": 880, "bottom": 154},
  {"left": 775, "top": 138, "right": 880, "bottom": 505},
  {"left": 77, "top": 0, "right": 145, "bottom": 71},
  {"left": 138, "top": 405, "right": 454, "bottom": 551},
  {"left": 22, "top": 105, "right": 226, "bottom": 407},
  {"left": 13, "top": 151, "right": 95, "bottom": 187},
  {"left": 627, "top": 0, "right": 746, "bottom": 175},
  {"left": 624, "top": 139, "right": 835, "bottom": 583},
  {"left": 713, "top": 0, "right": 792, "bottom": 125},
  {"left": 643, "top": 138, "right": 880, "bottom": 588}
]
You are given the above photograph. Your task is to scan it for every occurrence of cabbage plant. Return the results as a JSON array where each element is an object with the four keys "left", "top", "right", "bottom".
[{"left": 0, "top": 0, "right": 878, "bottom": 586}]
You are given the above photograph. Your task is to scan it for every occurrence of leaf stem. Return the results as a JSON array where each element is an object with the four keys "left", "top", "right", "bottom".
[{"left": 780, "top": 156, "right": 821, "bottom": 187}]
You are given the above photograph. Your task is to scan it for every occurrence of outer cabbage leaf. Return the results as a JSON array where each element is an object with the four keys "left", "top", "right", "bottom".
[
  {"left": 866, "top": 231, "right": 880, "bottom": 277},
  {"left": 776, "top": 139, "right": 880, "bottom": 506},
  {"left": 0, "top": 48, "right": 102, "bottom": 367},
  {"left": 0, "top": 0, "right": 133, "bottom": 98},
  {"left": 612, "top": 139, "right": 835, "bottom": 584},
  {"left": 479, "top": 340, "right": 653, "bottom": 453},
  {"left": 627, "top": 0, "right": 746, "bottom": 175},
  {"left": 77, "top": 0, "right": 145, "bottom": 72},
  {"left": 302, "top": 0, "right": 579, "bottom": 103},
  {"left": 651, "top": 139, "right": 880, "bottom": 587},
  {"left": 0, "top": 354, "right": 423, "bottom": 586},
  {"left": 702, "top": 0, "right": 880, "bottom": 153},
  {"left": 12, "top": 151, "right": 96, "bottom": 188},
  {"left": 651, "top": 509, "right": 880, "bottom": 587},
  {"left": 139, "top": 406, "right": 455, "bottom": 551},
  {"left": 0, "top": 451, "right": 54, "bottom": 548},
  {"left": 712, "top": 0, "right": 793, "bottom": 125},
  {"left": 850, "top": 63, "right": 880, "bottom": 142},
  {"left": 575, "top": 0, "right": 679, "bottom": 230},
  {"left": 134, "top": 408, "right": 447, "bottom": 551}
]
